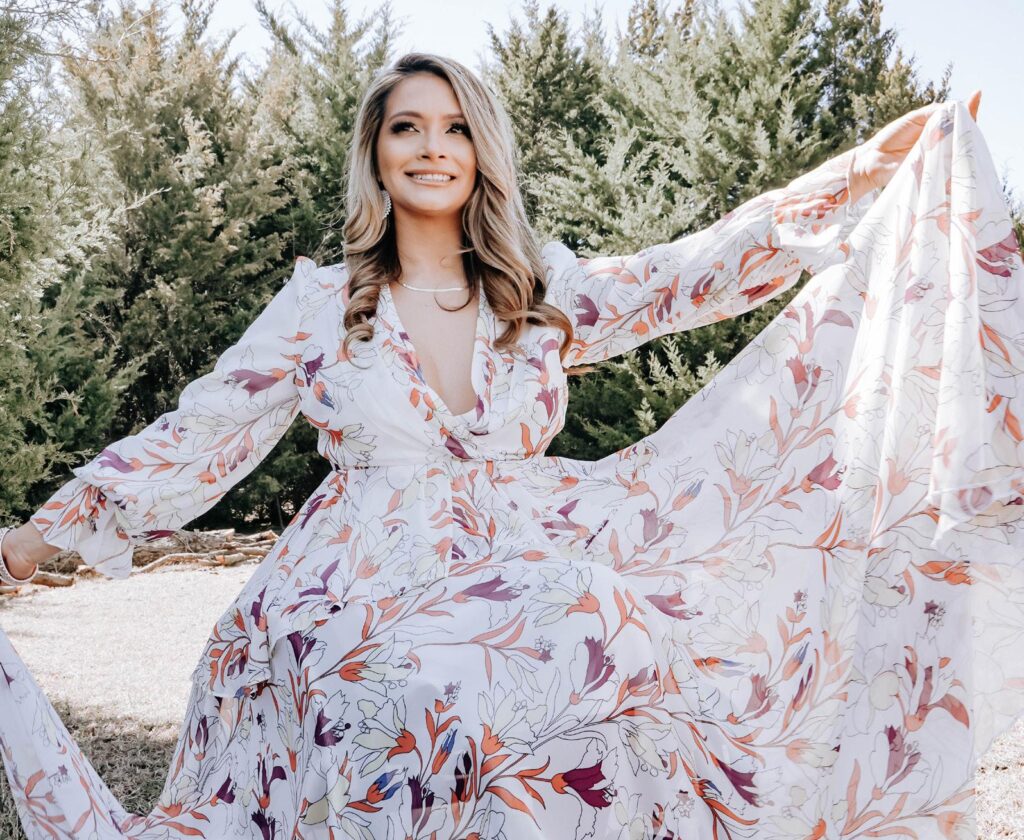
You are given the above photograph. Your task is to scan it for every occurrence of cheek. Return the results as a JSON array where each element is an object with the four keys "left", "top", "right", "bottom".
[
  {"left": 375, "top": 139, "right": 394, "bottom": 173},
  {"left": 460, "top": 147, "right": 477, "bottom": 192},
  {"left": 376, "top": 136, "right": 407, "bottom": 180}
]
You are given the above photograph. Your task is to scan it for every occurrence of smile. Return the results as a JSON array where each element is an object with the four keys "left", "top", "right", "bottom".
[{"left": 407, "top": 173, "right": 454, "bottom": 183}]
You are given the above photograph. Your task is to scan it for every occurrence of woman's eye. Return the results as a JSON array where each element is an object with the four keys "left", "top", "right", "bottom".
[{"left": 389, "top": 121, "right": 471, "bottom": 136}]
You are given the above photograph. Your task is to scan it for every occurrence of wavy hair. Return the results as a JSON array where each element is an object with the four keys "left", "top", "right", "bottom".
[{"left": 340, "top": 52, "right": 574, "bottom": 366}]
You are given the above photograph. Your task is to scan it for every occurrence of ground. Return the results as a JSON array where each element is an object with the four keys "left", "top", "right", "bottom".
[{"left": 0, "top": 564, "right": 1021, "bottom": 838}]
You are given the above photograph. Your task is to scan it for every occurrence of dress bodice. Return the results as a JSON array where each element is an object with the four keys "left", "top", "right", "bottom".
[{"left": 297, "top": 264, "right": 570, "bottom": 473}]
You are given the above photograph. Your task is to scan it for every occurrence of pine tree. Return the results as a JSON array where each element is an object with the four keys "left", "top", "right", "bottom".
[
  {"left": 0, "top": 8, "right": 57, "bottom": 519},
  {"left": 1, "top": 2, "right": 133, "bottom": 520},
  {"left": 61, "top": 1, "right": 300, "bottom": 425},
  {"left": 532, "top": 0, "right": 831, "bottom": 255},
  {"left": 811, "top": 0, "right": 949, "bottom": 148},
  {"left": 483, "top": 1, "right": 610, "bottom": 218},
  {"left": 29, "top": 0, "right": 306, "bottom": 528},
  {"left": 539, "top": 0, "right": 952, "bottom": 460},
  {"left": 249, "top": 0, "right": 397, "bottom": 262},
  {"left": 202, "top": 0, "right": 399, "bottom": 529}
]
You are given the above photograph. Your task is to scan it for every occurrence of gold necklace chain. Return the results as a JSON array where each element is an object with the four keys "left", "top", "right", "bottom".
[{"left": 396, "top": 279, "right": 469, "bottom": 293}]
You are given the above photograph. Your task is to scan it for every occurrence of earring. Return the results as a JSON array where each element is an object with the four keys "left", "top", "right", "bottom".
[{"left": 380, "top": 188, "right": 392, "bottom": 219}]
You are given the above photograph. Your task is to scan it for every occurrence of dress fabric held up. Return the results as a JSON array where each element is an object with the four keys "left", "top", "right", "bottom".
[{"left": 2, "top": 100, "right": 1023, "bottom": 839}]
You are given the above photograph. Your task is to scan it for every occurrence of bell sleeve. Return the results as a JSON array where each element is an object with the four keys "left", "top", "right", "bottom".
[
  {"left": 27, "top": 256, "right": 318, "bottom": 578},
  {"left": 542, "top": 147, "right": 877, "bottom": 367}
]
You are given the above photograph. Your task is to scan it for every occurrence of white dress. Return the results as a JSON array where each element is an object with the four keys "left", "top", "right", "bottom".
[{"left": 2, "top": 99, "right": 1022, "bottom": 839}]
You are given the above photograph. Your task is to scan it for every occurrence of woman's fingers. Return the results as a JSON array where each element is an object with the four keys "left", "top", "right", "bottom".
[
  {"left": 915, "top": 90, "right": 981, "bottom": 124},
  {"left": 966, "top": 89, "right": 982, "bottom": 122},
  {"left": 860, "top": 89, "right": 981, "bottom": 194}
]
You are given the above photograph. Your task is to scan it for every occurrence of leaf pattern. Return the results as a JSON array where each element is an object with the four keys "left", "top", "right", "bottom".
[{"left": 1, "top": 100, "right": 1022, "bottom": 839}]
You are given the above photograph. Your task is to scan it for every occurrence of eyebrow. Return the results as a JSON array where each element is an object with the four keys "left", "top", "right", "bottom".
[{"left": 389, "top": 110, "right": 466, "bottom": 120}]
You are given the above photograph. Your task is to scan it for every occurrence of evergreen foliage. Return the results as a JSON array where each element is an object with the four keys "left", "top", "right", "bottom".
[
  {"left": 483, "top": 0, "right": 610, "bottom": 219},
  {"left": 0, "top": 7, "right": 55, "bottom": 521},
  {"left": 60, "top": 1, "right": 296, "bottom": 429},
  {"left": 249, "top": 0, "right": 397, "bottom": 261},
  {"left": 0, "top": 2, "right": 133, "bottom": 521},
  {"left": 207, "top": 0, "right": 397, "bottom": 528},
  {"left": 485, "top": 0, "right": 957, "bottom": 459}
]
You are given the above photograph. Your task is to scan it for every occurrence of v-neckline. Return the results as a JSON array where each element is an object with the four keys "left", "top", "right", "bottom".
[{"left": 381, "top": 281, "right": 488, "bottom": 421}]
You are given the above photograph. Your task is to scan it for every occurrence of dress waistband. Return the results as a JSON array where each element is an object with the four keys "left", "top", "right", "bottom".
[{"left": 329, "top": 457, "right": 522, "bottom": 471}]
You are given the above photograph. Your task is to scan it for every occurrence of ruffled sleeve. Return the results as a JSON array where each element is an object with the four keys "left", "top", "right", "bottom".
[
  {"left": 28, "top": 256, "right": 318, "bottom": 578},
  {"left": 543, "top": 147, "right": 877, "bottom": 367}
]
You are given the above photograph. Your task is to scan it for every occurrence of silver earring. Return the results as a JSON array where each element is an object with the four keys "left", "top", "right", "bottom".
[{"left": 380, "top": 188, "right": 392, "bottom": 219}]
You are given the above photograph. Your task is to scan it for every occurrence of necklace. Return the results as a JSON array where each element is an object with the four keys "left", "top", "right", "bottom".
[{"left": 397, "top": 279, "right": 469, "bottom": 293}]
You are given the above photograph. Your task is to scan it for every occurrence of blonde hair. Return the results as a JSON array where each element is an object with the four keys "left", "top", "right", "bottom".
[{"left": 340, "top": 52, "right": 574, "bottom": 366}]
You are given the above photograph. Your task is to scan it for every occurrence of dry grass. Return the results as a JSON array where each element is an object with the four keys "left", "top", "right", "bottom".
[
  {"left": 0, "top": 705, "right": 178, "bottom": 840},
  {"left": 0, "top": 564, "right": 1021, "bottom": 839}
]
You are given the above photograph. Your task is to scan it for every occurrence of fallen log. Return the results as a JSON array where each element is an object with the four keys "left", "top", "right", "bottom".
[
  {"left": 0, "top": 527, "right": 280, "bottom": 597},
  {"left": 32, "top": 571, "right": 74, "bottom": 587}
]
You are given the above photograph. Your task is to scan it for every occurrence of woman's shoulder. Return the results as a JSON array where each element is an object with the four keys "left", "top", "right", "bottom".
[
  {"left": 540, "top": 239, "right": 575, "bottom": 265},
  {"left": 537, "top": 240, "right": 583, "bottom": 309},
  {"left": 291, "top": 256, "right": 350, "bottom": 291},
  {"left": 292, "top": 256, "right": 348, "bottom": 281},
  {"left": 286, "top": 257, "right": 352, "bottom": 320}
]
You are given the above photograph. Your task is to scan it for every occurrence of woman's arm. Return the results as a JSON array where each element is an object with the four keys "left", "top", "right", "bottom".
[
  {"left": 543, "top": 147, "right": 877, "bottom": 367},
  {"left": 12, "top": 256, "right": 319, "bottom": 579}
]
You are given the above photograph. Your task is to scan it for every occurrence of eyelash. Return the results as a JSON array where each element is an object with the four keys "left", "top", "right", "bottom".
[{"left": 391, "top": 120, "right": 471, "bottom": 137}]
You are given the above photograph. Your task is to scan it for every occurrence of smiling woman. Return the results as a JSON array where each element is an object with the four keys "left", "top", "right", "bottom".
[
  {"left": 330, "top": 52, "right": 578, "bottom": 439},
  {"left": 2, "top": 50, "right": 1024, "bottom": 840},
  {"left": 372, "top": 72, "right": 483, "bottom": 415}
]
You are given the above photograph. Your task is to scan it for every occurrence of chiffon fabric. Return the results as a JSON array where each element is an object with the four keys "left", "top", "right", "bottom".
[{"left": 2, "top": 99, "right": 1023, "bottom": 839}]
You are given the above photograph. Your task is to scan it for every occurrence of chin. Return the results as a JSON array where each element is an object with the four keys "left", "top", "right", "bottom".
[{"left": 399, "top": 200, "right": 470, "bottom": 217}]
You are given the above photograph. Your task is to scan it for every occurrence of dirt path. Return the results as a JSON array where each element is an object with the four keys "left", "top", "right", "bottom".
[
  {"left": 0, "top": 564, "right": 1022, "bottom": 836},
  {"left": 0, "top": 563, "right": 256, "bottom": 733}
]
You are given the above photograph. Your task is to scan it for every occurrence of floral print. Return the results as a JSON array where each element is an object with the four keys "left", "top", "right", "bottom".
[{"left": 2, "top": 100, "right": 1022, "bottom": 839}]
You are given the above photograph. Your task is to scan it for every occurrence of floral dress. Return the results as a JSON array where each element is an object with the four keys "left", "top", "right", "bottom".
[{"left": 2, "top": 99, "right": 1023, "bottom": 839}]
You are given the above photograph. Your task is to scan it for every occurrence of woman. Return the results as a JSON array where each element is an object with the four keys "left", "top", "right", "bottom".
[{"left": 0, "top": 51, "right": 1006, "bottom": 839}]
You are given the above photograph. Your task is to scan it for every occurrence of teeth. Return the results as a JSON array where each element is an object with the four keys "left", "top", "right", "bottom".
[{"left": 410, "top": 173, "right": 453, "bottom": 182}]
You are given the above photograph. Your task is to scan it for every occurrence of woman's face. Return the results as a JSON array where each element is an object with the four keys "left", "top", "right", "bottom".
[{"left": 375, "top": 72, "right": 477, "bottom": 221}]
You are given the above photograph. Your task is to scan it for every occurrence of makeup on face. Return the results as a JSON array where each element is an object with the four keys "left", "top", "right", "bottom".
[{"left": 376, "top": 74, "right": 477, "bottom": 217}]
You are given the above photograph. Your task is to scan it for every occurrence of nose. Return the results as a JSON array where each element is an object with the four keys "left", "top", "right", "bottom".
[{"left": 418, "top": 125, "right": 447, "bottom": 159}]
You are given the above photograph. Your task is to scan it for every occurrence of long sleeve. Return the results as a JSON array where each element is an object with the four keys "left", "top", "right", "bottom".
[
  {"left": 542, "top": 147, "right": 877, "bottom": 367},
  {"left": 28, "top": 256, "right": 318, "bottom": 578}
]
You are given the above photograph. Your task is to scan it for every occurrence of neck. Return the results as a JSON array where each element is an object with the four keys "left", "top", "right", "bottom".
[{"left": 392, "top": 207, "right": 467, "bottom": 283}]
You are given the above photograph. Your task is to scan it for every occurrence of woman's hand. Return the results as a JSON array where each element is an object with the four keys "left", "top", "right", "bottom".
[
  {"left": 849, "top": 89, "right": 982, "bottom": 204},
  {"left": 1, "top": 523, "right": 61, "bottom": 578}
]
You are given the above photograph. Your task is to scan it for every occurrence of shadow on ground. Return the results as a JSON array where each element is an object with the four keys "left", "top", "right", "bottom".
[{"left": 0, "top": 699, "right": 177, "bottom": 839}]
